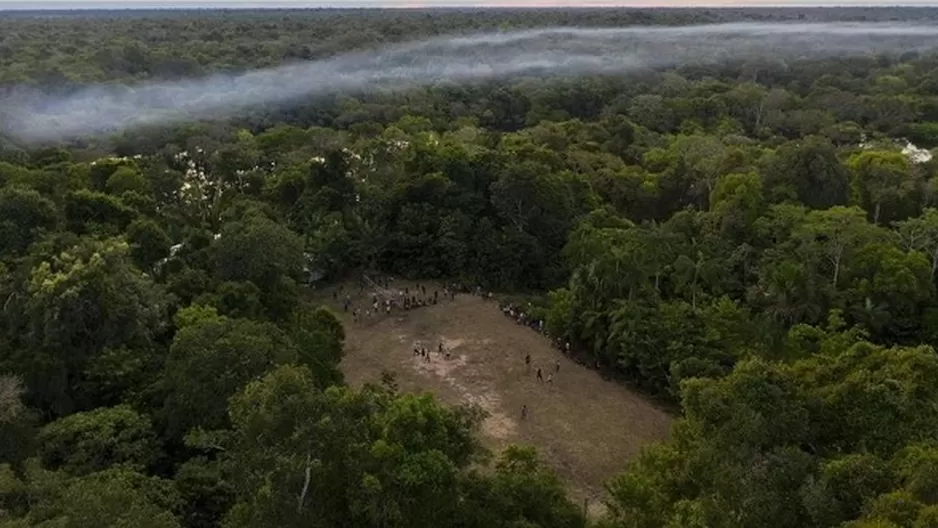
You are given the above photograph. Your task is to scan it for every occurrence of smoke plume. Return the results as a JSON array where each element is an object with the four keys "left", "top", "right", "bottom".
[{"left": 2, "top": 22, "right": 938, "bottom": 144}]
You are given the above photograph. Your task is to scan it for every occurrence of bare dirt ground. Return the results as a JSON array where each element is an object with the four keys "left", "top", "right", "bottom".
[{"left": 313, "top": 279, "right": 673, "bottom": 518}]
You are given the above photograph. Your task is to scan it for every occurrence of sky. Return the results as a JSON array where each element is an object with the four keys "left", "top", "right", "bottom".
[{"left": 3, "top": 0, "right": 938, "bottom": 8}]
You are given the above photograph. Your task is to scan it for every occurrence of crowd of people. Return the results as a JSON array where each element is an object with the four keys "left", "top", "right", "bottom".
[
  {"left": 499, "top": 301, "right": 546, "bottom": 334},
  {"left": 333, "top": 275, "right": 462, "bottom": 324}
]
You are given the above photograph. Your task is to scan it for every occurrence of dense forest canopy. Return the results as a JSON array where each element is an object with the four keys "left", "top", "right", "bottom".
[{"left": 4, "top": 6, "right": 938, "bottom": 528}]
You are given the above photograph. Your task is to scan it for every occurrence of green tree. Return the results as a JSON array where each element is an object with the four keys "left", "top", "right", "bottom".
[
  {"left": 126, "top": 218, "right": 173, "bottom": 270},
  {"left": 457, "top": 446, "right": 585, "bottom": 528},
  {"left": 37, "top": 405, "right": 160, "bottom": 476},
  {"left": 64, "top": 189, "right": 136, "bottom": 235},
  {"left": 762, "top": 136, "right": 850, "bottom": 209},
  {"left": 105, "top": 166, "right": 148, "bottom": 195},
  {"left": 285, "top": 306, "right": 345, "bottom": 387},
  {"left": 0, "top": 461, "right": 180, "bottom": 528},
  {"left": 0, "top": 375, "right": 34, "bottom": 466},
  {"left": 5, "top": 238, "right": 168, "bottom": 415},
  {"left": 0, "top": 187, "right": 57, "bottom": 258},
  {"left": 894, "top": 208, "right": 938, "bottom": 277},
  {"left": 710, "top": 171, "right": 765, "bottom": 240},
  {"left": 801, "top": 454, "right": 895, "bottom": 527},
  {"left": 223, "top": 364, "right": 483, "bottom": 528},
  {"left": 212, "top": 213, "right": 305, "bottom": 320},
  {"left": 848, "top": 150, "right": 919, "bottom": 225},
  {"left": 796, "top": 206, "right": 882, "bottom": 291},
  {"left": 161, "top": 316, "right": 299, "bottom": 438}
]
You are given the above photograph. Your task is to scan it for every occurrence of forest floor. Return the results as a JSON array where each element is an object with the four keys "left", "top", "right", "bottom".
[{"left": 311, "top": 279, "right": 673, "bottom": 519}]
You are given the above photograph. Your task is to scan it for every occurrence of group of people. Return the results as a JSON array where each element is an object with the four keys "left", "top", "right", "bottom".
[
  {"left": 413, "top": 341, "right": 452, "bottom": 362},
  {"left": 501, "top": 303, "right": 577, "bottom": 423},
  {"left": 497, "top": 302, "right": 582, "bottom": 366},
  {"left": 524, "top": 352, "right": 560, "bottom": 384},
  {"left": 500, "top": 301, "right": 546, "bottom": 334},
  {"left": 334, "top": 278, "right": 460, "bottom": 324},
  {"left": 519, "top": 345, "right": 563, "bottom": 422}
]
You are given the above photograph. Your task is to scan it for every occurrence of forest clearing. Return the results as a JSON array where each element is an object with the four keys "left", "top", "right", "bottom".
[{"left": 317, "top": 279, "right": 673, "bottom": 516}]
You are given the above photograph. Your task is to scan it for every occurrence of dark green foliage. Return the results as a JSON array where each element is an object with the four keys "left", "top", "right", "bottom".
[
  {"left": 0, "top": 463, "right": 183, "bottom": 528},
  {"left": 285, "top": 306, "right": 346, "bottom": 387},
  {"left": 37, "top": 405, "right": 161, "bottom": 476},
  {"left": 211, "top": 213, "right": 305, "bottom": 320},
  {"left": 173, "top": 457, "right": 234, "bottom": 528},
  {"left": 195, "top": 281, "right": 265, "bottom": 320},
  {"left": 762, "top": 136, "right": 850, "bottom": 209},
  {"left": 218, "top": 364, "right": 582, "bottom": 528},
  {"left": 126, "top": 218, "right": 173, "bottom": 270},
  {"left": 160, "top": 316, "right": 299, "bottom": 438},
  {"left": 2, "top": 238, "right": 169, "bottom": 415},
  {"left": 64, "top": 189, "right": 137, "bottom": 235},
  {"left": 0, "top": 187, "right": 57, "bottom": 258},
  {"left": 458, "top": 446, "right": 587, "bottom": 528},
  {"left": 903, "top": 122, "right": 938, "bottom": 148}
]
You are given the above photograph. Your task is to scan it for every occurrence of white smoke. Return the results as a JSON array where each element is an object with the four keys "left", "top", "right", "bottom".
[{"left": 2, "top": 22, "right": 938, "bottom": 144}]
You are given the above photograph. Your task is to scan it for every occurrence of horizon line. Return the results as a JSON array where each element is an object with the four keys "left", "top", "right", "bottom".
[{"left": 5, "top": 3, "right": 938, "bottom": 11}]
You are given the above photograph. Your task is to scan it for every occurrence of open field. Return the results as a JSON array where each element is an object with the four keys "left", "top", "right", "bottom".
[{"left": 314, "top": 279, "right": 673, "bottom": 517}]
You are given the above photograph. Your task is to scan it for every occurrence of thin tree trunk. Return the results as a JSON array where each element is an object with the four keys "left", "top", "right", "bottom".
[
  {"left": 297, "top": 453, "right": 312, "bottom": 514},
  {"left": 692, "top": 264, "right": 699, "bottom": 309},
  {"left": 832, "top": 252, "right": 841, "bottom": 291}
]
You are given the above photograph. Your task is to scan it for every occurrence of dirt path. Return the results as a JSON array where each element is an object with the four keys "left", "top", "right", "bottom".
[{"left": 318, "top": 280, "right": 672, "bottom": 516}]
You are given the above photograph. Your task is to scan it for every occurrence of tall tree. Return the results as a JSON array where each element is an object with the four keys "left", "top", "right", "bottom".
[
  {"left": 3, "top": 238, "right": 168, "bottom": 415},
  {"left": 848, "top": 150, "right": 919, "bottom": 225}
]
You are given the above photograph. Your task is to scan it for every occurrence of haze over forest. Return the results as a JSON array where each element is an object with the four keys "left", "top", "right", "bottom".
[{"left": 5, "top": 0, "right": 938, "bottom": 10}]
